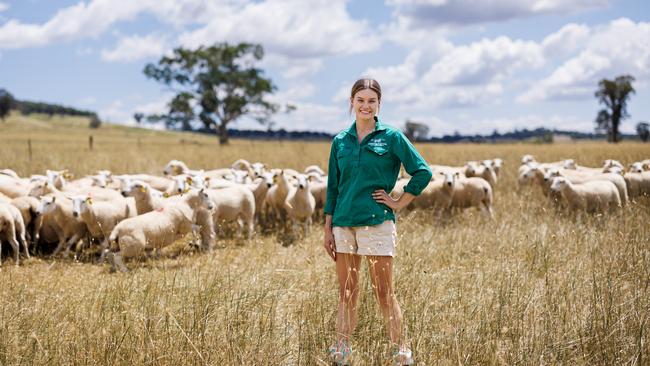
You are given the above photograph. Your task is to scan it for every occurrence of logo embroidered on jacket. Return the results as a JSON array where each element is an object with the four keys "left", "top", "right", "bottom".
[{"left": 368, "top": 138, "right": 387, "bottom": 148}]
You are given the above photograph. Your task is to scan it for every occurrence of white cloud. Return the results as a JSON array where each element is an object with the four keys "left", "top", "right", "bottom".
[
  {"left": 0, "top": 0, "right": 238, "bottom": 49},
  {"left": 263, "top": 54, "right": 323, "bottom": 79},
  {"left": 0, "top": 1, "right": 147, "bottom": 49},
  {"left": 386, "top": 0, "right": 609, "bottom": 27},
  {"left": 541, "top": 23, "right": 590, "bottom": 58},
  {"left": 178, "top": 0, "right": 381, "bottom": 62},
  {"left": 0, "top": 2, "right": 10, "bottom": 12},
  {"left": 101, "top": 34, "right": 168, "bottom": 63},
  {"left": 519, "top": 18, "right": 650, "bottom": 103},
  {"left": 423, "top": 36, "right": 544, "bottom": 85}
]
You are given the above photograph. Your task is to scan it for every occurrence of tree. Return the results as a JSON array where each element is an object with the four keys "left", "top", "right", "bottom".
[
  {"left": 89, "top": 113, "right": 102, "bottom": 129},
  {"left": 637, "top": 121, "right": 649, "bottom": 142},
  {"left": 133, "top": 112, "right": 144, "bottom": 124},
  {"left": 403, "top": 120, "right": 429, "bottom": 142},
  {"left": 143, "top": 43, "right": 280, "bottom": 144},
  {"left": 0, "top": 88, "right": 15, "bottom": 122},
  {"left": 594, "top": 75, "right": 635, "bottom": 143}
]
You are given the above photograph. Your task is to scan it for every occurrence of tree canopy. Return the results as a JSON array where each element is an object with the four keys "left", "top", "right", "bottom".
[
  {"left": 594, "top": 75, "right": 635, "bottom": 143},
  {"left": 0, "top": 88, "right": 15, "bottom": 121},
  {"left": 403, "top": 120, "right": 430, "bottom": 142},
  {"left": 143, "top": 43, "right": 280, "bottom": 144},
  {"left": 637, "top": 121, "right": 649, "bottom": 142}
]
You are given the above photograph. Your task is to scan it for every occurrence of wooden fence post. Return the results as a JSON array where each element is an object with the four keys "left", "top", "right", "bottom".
[{"left": 89, "top": 135, "right": 94, "bottom": 150}]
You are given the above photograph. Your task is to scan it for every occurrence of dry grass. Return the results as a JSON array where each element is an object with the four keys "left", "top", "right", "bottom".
[{"left": 0, "top": 113, "right": 649, "bottom": 365}]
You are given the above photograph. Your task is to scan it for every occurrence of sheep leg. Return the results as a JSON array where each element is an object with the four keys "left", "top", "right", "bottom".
[
  {"left": 236, "top": 218, "right": 244, "bottom": 239},
  {"left": 62, "top": 233, "right": 84, "bottom": 258},
  {"left": 6, "top": 222, "right": 20, "bottom": 266},
  {"left": 97, "top": 239, "right": 110, "bottom": 264}
]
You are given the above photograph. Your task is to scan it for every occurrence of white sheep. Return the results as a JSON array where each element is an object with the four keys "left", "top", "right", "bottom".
[
  {"left": 545, "top": 168, "right": 629, "bottom": 206},
  {"left": 243, "top": 172, "right": 274, "bottom": 226},
  {"left": 307, "top": 173, "right": 327, "bottom": 215},
  {"left": 71, "top": 195, "right": 133, "bottom": 258},
  {"left": 449, "top": 176, "right": 494, "bottom": 218},
  {"left": 285, "top": 174, "right": 316, "bottom": 237},
  {"left": 467, "top": 162, "right": 497, "bottom": 188},
  {"left": 0, "top": 169, "right": 20, "bottom": 179},
  {"left": 628, "top": 162, "right": 646, "bottom": 173},
  {"left": 264, "top": 170, "right": 292, "bottom": 221},
  {"left": 304, "top": 165, "right": 326, "bottom": 176},
  {"left": 0, "top": 175, "right": 31, "bottom": 198},
  {"left": 0, "top": 202, "right": 29, "bottom": 265},
  {"left": 550, "top": 177, "right": 621, "bottom": 212},
  {"left": 37, "top": 195, "right": 88, "bottom": 257},
  {"left": 104, "top": 189, "right": 214, "bottom": 272},
  {"left": 623, "top": 172, "right": 650, "bottom": 199},
  {"left": 203, "top": 185, "right": 256, "bottom": 240},
  {"left": 10, "top": 196, "right": 40, "bottom": 245},
  {"left": 122, "top": 180, "right": 169, "bottom": 215},
  {"left": 403, "top": 171, "right": 456, "bottom": 218}
]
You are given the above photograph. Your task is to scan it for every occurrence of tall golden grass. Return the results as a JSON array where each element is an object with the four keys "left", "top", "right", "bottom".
[{"left": 0, "top": 113, "right": 648, "bottom": 365}]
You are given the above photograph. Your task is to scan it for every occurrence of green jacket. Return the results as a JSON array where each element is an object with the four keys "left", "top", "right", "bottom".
[{"left": 324, "top": 118, "right": 432, "bottom": 227}]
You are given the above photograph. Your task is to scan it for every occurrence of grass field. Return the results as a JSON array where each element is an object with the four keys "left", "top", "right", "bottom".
[{"left": 1, "top": 113, "right": 649, "bottom": 365}]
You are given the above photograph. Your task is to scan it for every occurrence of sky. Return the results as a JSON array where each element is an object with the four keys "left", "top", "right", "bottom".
[{"left": 0, "top": 0, "right": 648, "bottom": 137}]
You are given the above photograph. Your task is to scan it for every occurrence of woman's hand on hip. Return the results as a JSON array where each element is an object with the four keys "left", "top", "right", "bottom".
[
  {"left": 323, "top": 228, "right": 336, "bottom": 261},
  {"left": 372, "top": 189, "right": 401, "bottom": 211}
]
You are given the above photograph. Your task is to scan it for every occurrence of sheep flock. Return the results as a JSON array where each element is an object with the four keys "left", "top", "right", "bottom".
[{"left": 1, "top": 155, "right": 648, "bottom": 271}]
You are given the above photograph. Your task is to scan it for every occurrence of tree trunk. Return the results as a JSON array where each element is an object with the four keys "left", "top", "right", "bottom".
[
  {"left": 612, "top": 105, "right": 621, "bottom": 143},
  {"left": 218, "top": 123, "right": 229, "bottom": 145}
]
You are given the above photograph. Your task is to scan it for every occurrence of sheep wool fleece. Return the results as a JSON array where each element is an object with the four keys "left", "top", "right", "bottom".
[{"left": 325, "top": 118, "right": 432, "bottom": 227}]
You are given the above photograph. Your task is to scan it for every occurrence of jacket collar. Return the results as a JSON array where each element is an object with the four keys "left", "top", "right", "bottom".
[{"left": 344, "top": 116, "right": 386, "bottom": 137}]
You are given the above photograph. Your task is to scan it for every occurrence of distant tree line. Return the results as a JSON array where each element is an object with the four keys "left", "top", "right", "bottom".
[{"left": 0, "top": 88, "right": 101, "bottom": 128}]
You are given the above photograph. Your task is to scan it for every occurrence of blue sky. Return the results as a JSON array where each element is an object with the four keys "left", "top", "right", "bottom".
[{"left": 0, "top": 0, "right": 648, "bottom": 137}]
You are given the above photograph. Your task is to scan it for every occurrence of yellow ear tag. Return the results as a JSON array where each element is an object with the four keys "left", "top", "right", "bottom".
[
  {"left": 186, "top": 177, "right": 193, "bottom": 184},
  {"left": 87, "top": 198, "right": 93, "bottom": 205},
  {"left": 163, "top": 192, "right": 170, "bottom": 198},
  {"left": 183, "top": 187, "right": 190, "bottom": 193},
  {"left": 140, "top": 187, "right": 146, "bottom": 193}
]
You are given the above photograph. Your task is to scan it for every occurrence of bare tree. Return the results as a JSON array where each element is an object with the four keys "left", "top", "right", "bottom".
[{"left": 403, "top": 120, "right": 429, "bottom": 142}]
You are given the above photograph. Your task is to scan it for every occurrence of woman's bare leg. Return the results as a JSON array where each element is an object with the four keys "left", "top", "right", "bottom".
[
  {"left": 335, "top": 253, "right": 362, "bottom": 342},
  {"left": 368, "top": 255, "right": 403, "bottom": 345}
]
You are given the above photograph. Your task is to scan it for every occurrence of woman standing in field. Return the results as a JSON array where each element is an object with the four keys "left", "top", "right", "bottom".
[{"left": 323, "top": 78, "right": 432, "bottom": 365}]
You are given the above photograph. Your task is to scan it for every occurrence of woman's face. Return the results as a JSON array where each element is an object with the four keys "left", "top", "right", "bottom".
[{"left": 351, "top": 88, "right": 379, "bottom": 123}]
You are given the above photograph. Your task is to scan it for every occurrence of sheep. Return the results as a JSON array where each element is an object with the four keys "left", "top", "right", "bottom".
[
  {"left": 71, "top": 195, "right": 134, "bottom": 259},
  {"left": 0, "top": 175, "right": 31, "bottom": 198},
  {"left": 0, "top": 169, "right": 20, "bottom": 179},
  {"left": 0, "top": 192, "right": 10, "bottom": 203},
  {"left": 467, "top": 162, "right": 497, "bottom": 188},
  {"left": 400, "top": 171, "right": 456, "bottom": 218},
  {"left": 10, "top": 196, "right": 40, "bottom": 245},
  {"left": 550, "top": 177, "right": 621, "bottom": 212},
  {"left": 264, "top": 170, "right": 292, "bottom": 221},
  {"left": 29, "top": 180, "right": 123, "bottom": 202},
  {"left": 0, "top": 203, "right": 27, "bottom": 266},
  {"left": 123, "top": 174, "right": 173, "bottom": 192},
  {"left": 521, "top": 154, "right": 536, "bottom": 164},
  {"left": 122, "top": 180, "right": 166, "bottom": 215},
  {"left": 545, "top": 168, "right": 629, "bottom": 206},
  {"left": 429, "top": 164, "right": 470, "bottom": 177},
  {"left": 231, "top": 159, "right": 256, "bottom": 181},
  {"left": 603, "top": 159, "right": 624, "bottom": 170},
  {"left": 628, "top": 162, "right": 646, "bottom": 173},
  {"left": 104, "top": 189, "right": 214, "bottom": 272},
  {"left": 623, "top": 172, "right": 650, "bottom": 199},
  {"left": 304, "top": 165, "right": 326, "bottom": 176},
  {"left": 163, "top": 159, "right": 233, "bottom": 181},
  {"left": 243, "top": 172, "right": 274, "bottom": 226},
  {"left": 307, "top": 173, "right": 327, "bottom": 215},
  {"left": 284, "top": 174, "right": 316, "bottom": 238},
  {"left": 203, "top": 185, "right": 256, "bottom": 240},
  {"left": 37, "top": 195, "right": 88, "bottom": 257},
  {"left": 449, "top": 176, "right": 494, "bottom": 218}
]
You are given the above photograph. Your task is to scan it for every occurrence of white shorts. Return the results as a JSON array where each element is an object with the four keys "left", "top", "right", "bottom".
[{"left": 332, "top": 220, "right": 397, "bottom": 257}]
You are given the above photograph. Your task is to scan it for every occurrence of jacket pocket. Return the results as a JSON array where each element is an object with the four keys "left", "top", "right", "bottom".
[{"left": 366, "top": 145, "right": 388, "bottom": 156}]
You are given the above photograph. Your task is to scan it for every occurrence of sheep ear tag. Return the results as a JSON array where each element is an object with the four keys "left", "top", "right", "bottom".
[
  {"left": 140, "top": 187, "right": 146, "bottom": 193},
  {"left": 163, "top": 192, "right": 170, "bottom": 198},
  {"left": 87, "top": 198, "right": 93, "bottom": 205}
]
